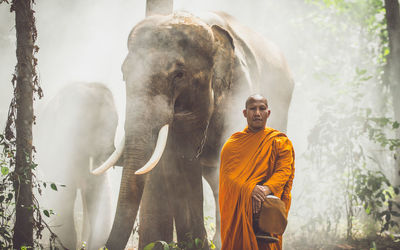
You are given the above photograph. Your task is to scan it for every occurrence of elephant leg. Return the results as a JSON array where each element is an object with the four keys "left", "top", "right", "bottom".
[
  {"left": 200, "top": 110, "right": 225, "bottom": 250},
  {"left": 202, "top": 166, "right": 221, "bottom": 249},
  {"left": 139, "top": 159, "right": 173, "bottom": 249},
  {"left": 170, "top": 158, "right": 208, "bottom": 247},
  {"left": 81, "top": 173, "right": 113, "bottom": 250},
  {"left": 81, "top": 189, "right": 90, "bottom": 246},
  {"left": 48, "top": 185, "right": 78, "bottom": 249}
]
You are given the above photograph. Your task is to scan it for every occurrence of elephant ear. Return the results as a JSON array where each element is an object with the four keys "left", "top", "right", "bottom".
[{"left": 211, "top": 25, "right": 235, "bottom": 105}]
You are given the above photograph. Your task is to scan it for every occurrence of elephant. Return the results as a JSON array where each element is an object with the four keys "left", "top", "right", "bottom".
[
  {"left": 36, "top": 82, "right": 118, "bottom": 250},
  {"left": 93, "top": 11, "right": 294, "bottom": 250}
]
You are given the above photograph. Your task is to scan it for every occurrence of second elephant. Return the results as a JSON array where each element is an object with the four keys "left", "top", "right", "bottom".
[{"left": 36, "top": 82, "right": 118, "bottom": 250}]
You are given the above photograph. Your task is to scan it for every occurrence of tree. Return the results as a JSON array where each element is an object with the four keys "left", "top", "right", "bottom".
[
  {"left": 9, "top": 0, "right": 39, "bottom": 248},
  {"left": 384, "top": 0, "right": 400, "bottom": 184}
]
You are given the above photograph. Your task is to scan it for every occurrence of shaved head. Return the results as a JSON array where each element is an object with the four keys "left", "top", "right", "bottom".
[
  {"left": 243, "top": 94, "right": 271, "bottom": 132},
  {"left": 245, "top": 94, "right": 268, "bottom": 109}
]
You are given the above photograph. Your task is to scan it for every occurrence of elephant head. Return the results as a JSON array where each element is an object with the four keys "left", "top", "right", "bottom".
[{"left": 93, "top": 12, "right": 236, "bottom": 249}]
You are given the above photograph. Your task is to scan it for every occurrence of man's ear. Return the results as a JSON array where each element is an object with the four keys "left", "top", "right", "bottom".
[
  {"left": 243, "top": 109, "right": 247, "bottom": 118},
  {"left": 267, "top": 110, "right": 271, "bottom": 118}
]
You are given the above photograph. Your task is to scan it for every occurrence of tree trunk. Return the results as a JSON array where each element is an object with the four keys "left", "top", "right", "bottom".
[
  {"left": 146, "top": 0, "right": 173, "bottom": 17},
  {"left": 12, "top": 0, "right": 35, "bottom": 248},
  {"left": 385, "top": 0, "right": 400, "bottom": 184},
  {"left": 385, "top": 0, "right": 400, "bottom": 123},
  {"left": 384, "top": 0, "right": 400, "bottom": 184}
]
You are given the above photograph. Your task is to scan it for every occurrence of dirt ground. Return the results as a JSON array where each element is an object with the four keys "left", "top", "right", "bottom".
[{"left": 288, "top": 235, "right": 400, "bottom": 250}]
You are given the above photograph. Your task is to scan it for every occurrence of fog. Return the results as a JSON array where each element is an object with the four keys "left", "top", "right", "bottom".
[{"left": 0, "top": 0, "right": 395, "bottom": 249}]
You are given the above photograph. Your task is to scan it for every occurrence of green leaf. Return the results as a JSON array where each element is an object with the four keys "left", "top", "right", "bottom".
[
  {"left": 43, "top": 182, "right": 46, "bottom": 188},
  {"left": 30, "top": 162, "right": 38, "bottom": 170},
  {"left": 210, "top": 240, "right": 216, "bottom": 249},
  {"left": 361, "top": 75, "right": 373, "bottom": 81},
  {"left": 380, "top": 193, "right": 386, "bottom": 201},
  {"left": 359, "top": 68, "right": 367, "bottom": 75},
  {"left": 393, "top": 121, "right": 400, "bottom": 129},
  {"left": 151, "top": 241, "right": 169, "bottom": 250},
  {"left": 160, "top": 242, "right": 170, "bottom": 250},
  {"left": 383, "top": 223, "right": 389, "bottom": 231},
  {"left": 143, "top": 242, "right": 155, "bottom": 250},
  {"left": 1, "top": 166, "right": 9, "bottom": 175},
  {"left": 386, "top": 213, "right": 391, "bottom": 222},
  {"left": 157, "top": 241, "right": 169, "bottom": 250},
  {"left": 43, "top": 210, "right": 50, "bottom": 217},
  {"left": 383, "top": 47, "right": 390, "bottom": 56},
  {"left": 195, "top": 238, "right": 202, "bottom": 248},
  {"left": 50, "top": 183, "right": 57, "bottom": 191},
  {"left": 0, "top": 195, "right": 4, "bottom": 203},
  {"left": 391, "top": 211, "right": 400, "bottom": 217}
]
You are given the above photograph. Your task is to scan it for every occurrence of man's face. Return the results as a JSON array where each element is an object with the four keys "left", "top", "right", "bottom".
[{"left": 243, "top": 99, "right": 271, "bottom": 132}]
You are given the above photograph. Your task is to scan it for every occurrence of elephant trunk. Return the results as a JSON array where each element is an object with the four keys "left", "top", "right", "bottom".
[
  {"left": 105, "top": 103, "right": 151, "bottom": 249},
  {"left": 105, "top": 97, "right": 172, "bottom": 249},
  {"left": 105, "top": 142, "right": 148, "bottom": 249}
]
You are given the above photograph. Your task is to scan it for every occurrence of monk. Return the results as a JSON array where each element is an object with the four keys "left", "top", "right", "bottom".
[{"left": 219, "top": 94, "right": 295, "bottom": 250}]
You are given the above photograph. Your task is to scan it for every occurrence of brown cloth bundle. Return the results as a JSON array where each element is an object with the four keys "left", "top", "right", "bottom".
[{"left": 258, "top": 195, "right": 288, "bottom": 235}]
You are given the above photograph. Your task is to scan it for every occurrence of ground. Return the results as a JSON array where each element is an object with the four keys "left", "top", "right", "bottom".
[{"left": 288, "top": 235, "right": 400, "bottom": 250}]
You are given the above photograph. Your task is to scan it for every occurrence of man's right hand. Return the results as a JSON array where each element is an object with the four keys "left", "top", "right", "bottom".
[{"left": 252, "top": 185, "right": 269, "bottom": 214}]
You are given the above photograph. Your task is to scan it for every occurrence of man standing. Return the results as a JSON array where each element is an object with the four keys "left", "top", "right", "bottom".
[{"left": 219, "top": 94, "right": 295, "bottom": 250}]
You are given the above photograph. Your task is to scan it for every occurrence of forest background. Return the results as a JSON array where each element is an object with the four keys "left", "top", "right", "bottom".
[{"left": 0, "top": 0, "right": 400, "bottom": 249}]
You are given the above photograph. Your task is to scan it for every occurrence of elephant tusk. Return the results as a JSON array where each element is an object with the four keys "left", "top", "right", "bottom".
[
  {"left": 135, "top": 124, "right": 169, "bottom": 175},
  {"left": 91, "top": 136, "right": 125, "bottom": 175},
  {"left": 89, "top": 156, "right": 93, "bottom": 171}
]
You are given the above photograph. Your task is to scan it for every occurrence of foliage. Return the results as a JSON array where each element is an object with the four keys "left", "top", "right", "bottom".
[
  {"left": 303, "top": 0, "right": 400, "bottom": 242},
  {"left": 0, "top": 134, "right": 15, "bottom": 248},
  {"left": 365, "top": 113, "right": 400, "bottom": 150},
  {"left": 144, "top": 236, "right": 216, "bottom": 250},
  {"left": 305, "top": 0, "right": 389, "bottom": 79},
  {"left": 0, "top": 133, "right": 66, "bottom": 249},
  {"left": 354, "top": 167, "right": 400, "bottom": 232},
  {"left": 308, "top": 65, "right": 400, "bottom": 237}
]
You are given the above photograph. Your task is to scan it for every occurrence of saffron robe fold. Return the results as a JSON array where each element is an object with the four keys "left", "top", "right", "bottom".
[{"left": 219, "top": 127, "right": 295, "bottom": 250}]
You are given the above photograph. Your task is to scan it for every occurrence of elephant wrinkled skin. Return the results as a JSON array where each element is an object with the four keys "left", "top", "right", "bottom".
[
  {"left": 104, "top": 11, "right": 294, "bottom": 250},
  {"left": 36, "top": 82, "right": 118, "bottom": 250}
]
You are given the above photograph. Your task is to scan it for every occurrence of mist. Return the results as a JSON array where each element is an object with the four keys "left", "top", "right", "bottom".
[{"left": 1, "top": 0, "right": 398, "bottom": 249}]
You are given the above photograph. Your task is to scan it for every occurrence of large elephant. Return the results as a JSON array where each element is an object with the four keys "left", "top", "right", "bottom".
[
  {"left": 95, "top": 11, "right": 294, "bottom": 249},
  {"left": 36, "top": 82, "right": 118, "bottom": 250}
]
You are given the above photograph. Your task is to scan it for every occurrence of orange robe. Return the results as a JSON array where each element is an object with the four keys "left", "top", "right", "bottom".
[{"left": 219, "top": 127, "right": 295, "bottom": 250}]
